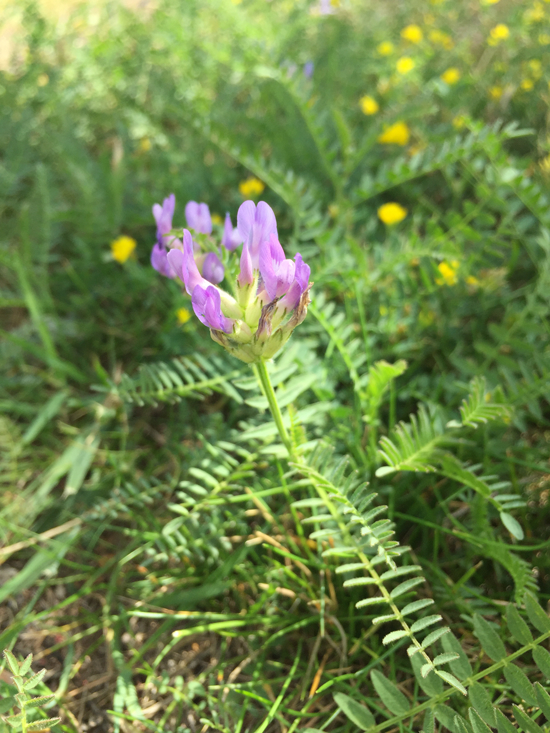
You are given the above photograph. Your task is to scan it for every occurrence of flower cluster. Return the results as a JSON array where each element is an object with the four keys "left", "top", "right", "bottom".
[{"left": 152, "top": 198, "right": 311, "bottom": 363}]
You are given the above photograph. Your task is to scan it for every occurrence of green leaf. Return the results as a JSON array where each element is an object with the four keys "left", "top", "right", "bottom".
[
  {"left": 24, "top": 694, "right": 56, "bottom": 708},
  {"left": 495, "top": 709, "right": 517, "bottom": 733},
  {"left": 503, "top": 665, "right": 537, "bottom": 706},
  {"left": 382, "top": 630, "right": 410, "bottom": 645},
  {"left": 410, "top": 615, "right": 442, "bottom": 633},
  {"left": 436, "top": 671, "right": 467, "bottom": 695},
  {"left": 401, "top": 599, "right": 435, "bottom": 615},
  {"left": 512, "top": 705, "right": 544, "bottom": 733},
  {"left": 390, "top": 577, "right": 425, "bottom": 599},
  {"left": 469, "top": 708, "right": 494, "bottom": 733},
  {"left": 26, "top": 719, "right": 61, "bottom": 730},
  {"left": 20, "top": 390, "right": 67, "bottom": 446},
  {"left": 534, "top": 682, "right": 550, "bottom": 720},
  {"left": 442, "top": 632, "right": 473, "bottom": 680},
  {"left": 411, "top": 653, "right": 443, "bottom": 697},
  {"left": 3, "top": 650, "right": 19, "bottom": 676},
  {"left": 469, "top": 683, "right": 496, "bottom": 728},
  {"left": 371, "top": 670, "right": 410, "bottom": 715},
  {"left": 433, "top": 652, "right": 459, "bottom": 667},
  {"left": 454, "top": 713, "right": 474, "bottom": 733},
  {"left": 422, "top": 709, "right": 435, "bottom": 733},
  {"left": 533, "top": 647, "right": 550, "bottom": 683},
  {"left": 19, "top": 654, "right": 33, "bottom": 677},
  {"left": 380, "top": 565, "right": 422, "bottom": 581},
  {"left": 524, "top": 592, "right": 550, "bottom": 633},
  {"left": 500, "top": 513, "right": 524, "bottom": 541},
  {"left": 506, "top": 605, "right": 533, "bottom": 645},
  {"left": 333, "top": 692, "right": 376, "bottom": 731},
  {"left": 23, "top": 668, "right": 46, "bottom": 690},
  {"left": 435, "top": 706, "right": 466, "bottom": 733},
  {"left": 420, "top": 627, "right": 451, "bottom": 649},
  {"left": 356, "top": 596, "right": 388, "bottom": 608},
  {"left": 473, "top": 614, "right": 506, "bottom": 661}
]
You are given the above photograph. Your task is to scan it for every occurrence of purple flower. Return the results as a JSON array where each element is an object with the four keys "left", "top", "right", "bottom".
[
  {"left": 280, "top": 253, "right": 310, "bottom": 310},
  {"left": 150, "top": 242, "right": 175, "bottom": 278},
  {"left": 167, "top": 230, "right": 210, "bottom": 295},
  {"left": 185, "top": 201, "right": 212, "bottom": 235},
  {"left": 202, "top": 252, "right": 225, "bottom": 284},
  {"left": 318, "top": 0, "right": 335, "bottom": 14},
  {"left": 304, "top": 61, "right": 314, "bottom": 79},
  {"left": 259, "top": 234, "right": 311, "bottom": 310},
  {"left": 237, "top": 201, "right": 278, "bottom": 269},
  {"left": 153, "top": 194, "right": 176, "bottom": 245},
  {"left": 222, "top": 213, "right": 243, "bottom": 251},
  {"left": 192, "top": 285, "right": 234, "bottom": 333}
]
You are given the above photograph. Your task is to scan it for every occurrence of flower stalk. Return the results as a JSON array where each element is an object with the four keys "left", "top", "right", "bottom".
[{"left": 254, "top": 359, "right": 293, "bottom": 457}]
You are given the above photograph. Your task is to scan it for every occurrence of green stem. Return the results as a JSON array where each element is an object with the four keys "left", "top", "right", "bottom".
[{"left": 254, "top": 360, "right": 293, "bottom": 457}]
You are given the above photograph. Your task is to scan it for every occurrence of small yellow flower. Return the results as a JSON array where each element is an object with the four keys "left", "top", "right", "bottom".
[
  {"left": 524, "top": 3, "right": 545, "bottom": 22},
  {"left": 378, "top": 121, "right": 410, "bottom": 146},
  {"left": 111, "top": 235, "right": 137, "bottom": 264},
  {"left": 378, "top": 202, "right": 408, "bottom": 225},
  {"left": 37, "top": 73, "right": 49, "bottom": 87},
  {"left": 488, "top": 23, "right": 510, "bottom": 45},
  {"left": 489, "top": 85, "right": 503, "bottom": 99},
  {"left": 137, "top": 137, "right": 152, "bottom": 153},
  {"left": 441, "top": 67, "right": 461, "bottom": 84},
  {"left": 328, "top": 203, "right": 340, "bottom": 218},
  {"left": 379, "top": 305, "right": 389, "bottom": 316},
  {"left": 452, "top": 115, "right": 467, "bottom": 129},
  {"left": 429, "top": 29, "right": 454, "bottom": 49},
  {"left": 528, "top": 59, "right": 542, "bottom": 78},
  {"left": 481, "top": 0, "right": 500, "bottom": 4},
  {"left": 211, "top": 213, "right": 223, "bottom": 225},
  {"left": 521, "top": 78, "right": 535, "bottom": 91},
  {"left": 377, "top": 41, "right": 394, "bottom": 56},
  {"left": 466, "top": 275, "right": 480, "bottom": 286},
  {"left": 239, "top": 177, "right": 265, "bottom": 198},
  {"left": 401, "top": 24, "right": 423, "bottom": 43},
  {"left": 176, "top": 307, "right": 192, "bottom": 324},
  {"left": 538, "top": 33, "right": 550, "bottom": 44},
  {"left": 540, "top": 154, "right": 550, "bottom": 174},
  {"left": 436, "top": 261, "right": 459, "bottom": 286},
  {"left": 396, "top": 56, "right": 416, "bottom": 74},
  {"left": 359, "top": 95, "right": 379, "bottom": 115}
]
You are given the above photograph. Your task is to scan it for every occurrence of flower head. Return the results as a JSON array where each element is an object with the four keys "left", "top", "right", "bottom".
[
  {"left": 239, "top": 177, "right": 265, "bottom": 198},
  {"left": 378, "top": 202, "right": 408, "bottom": 225},
  {"left": 164, "top": 201, "right": 311, "bottom": 363},
  {"left": 489, "top": 85, "right": 503, "bottom": 99},
  {"left": 377, "top": 41, "right": 394, "bottom": 55},
  {"left": 111, "top": 235, "right": 136, "bottom": 263},
  {"left": 304, "top": 61, "right": 315, "bottom": 78},
  {"left": 185, "top": 201, "right": 212, "bottom": 235},
  {"left": 429, "top": 29, "right": 454, "bottom": 49},
  {"left": 401, "top": 24, "right": 423, "bottom": 43},
  {"left": 176, "top": 307, "right": 192, "bottom": 324},
  {"left": 436, "top": 260, "right": 459, "bottom": 286},
  {"left": 378, "top": 121, "right": 410, "bottom": 146},
  {"left": 396, "top": 57, "right": 415, "bottom": 74},
  {"left": 222, "top": 212, "right": 243, "bottom": 251},
  {"left": 441, "top": 67, "right": 461, "bottom": 85},
  {"left": 360, "top": 95, "right": 379, "bottom": 115},
  {"left": 153, "top": 194, "right": 176, "bottom": 245},
  {"left": 488, "top": 23, "right": 510, "bottom": 45}
]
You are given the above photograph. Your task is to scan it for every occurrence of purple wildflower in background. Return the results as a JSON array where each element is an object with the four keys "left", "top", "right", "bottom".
[
  {"left": 202, "top": 252, "right": 225, "bottom": 284},
  {"left": 185, "top": 201, "right": 212, "bottom": 235},
  {"left": 222, "top": 213, "right": 243, "bottom": 251},
  {"left": 150, "top": 243, "right": 175, "bottom": 278},
  {"left": 151, "top": 194, "right": 178, "bottom": 278},
  {"left": 303, "top": 61, "right": 314, "bottom": 79},
  {"left": 318, "top": 0, "right": 335, "bottom": 15},
  {"left": 237, "top": 200, "right": 278, "bottom": 269}
]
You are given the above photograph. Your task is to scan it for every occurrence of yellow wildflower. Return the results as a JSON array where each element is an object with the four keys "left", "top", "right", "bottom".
[
  {"left": 176, "top": 307, "right": 192, "bottom": 325},
  {"left": 111, "top": 235, "right": 137, "bottom": 264},
  {"left": 538, "top": 33, "right": 550, "bottom": 44},
  {"left": 529, "top": 59, "right": 542, "bottom": 78},
  {"left": 436, "top": 261, "right": 459, "bottom": 286},
  {"left": 521, "top": 78, "right": 534, "bottom": 91},
  {"left": 524, "top": 3, "right": 545, "bottom": 22},
  {"left": 489, "top": 85, "right": 503, "bottom": 99},
  {"left": 328, "top": 203, "right": 339, "bottom": 218},
  {"left": 481, "top": 0, "right": 500, "bottom": 4},
  {"left": 378, "top": 202, "right": 408, "bottom": 225},
  {"left": 239, "top": 177, "right": 265, "bottom": 197},
  {"left": 377, "top": 41, "right": 394, "bottom": 56},
  {"left": 452, "top": 115, "right": 467, "bottom": 129},
  {"left": 466, "top": 276, "right": 480, "bottom": 286},
  {"left": 37, "top": 73, "right": 49, "bottom": 87},
  {"left": 429, "top": 29, "right": 454, "bottom": 49},
  {"left": 359, "top": 95, "right": 379, "bottom": 115},
  {"left": 137, "top": 137, "right": 152, "bottom": 153},
  {"left": 488, "top": 24, "right": 510, "bottom": 45},
  {"left": 401, "top": 24, "right": 423, "bottom": 43},
  {"left": 379, "top": 305, "right": 389, "bottom": 316},
  {"left": 396, "top": 56, "right": 416, "bottom": 74},
  {"left": 441, "top": 67, "right": 461, "bottom": 84},
  {"left": 378, "top": 121, "right": 410, "bottom": 145},
  {"left": 211, "top": 213, "right": 223, "bottom": 225}
]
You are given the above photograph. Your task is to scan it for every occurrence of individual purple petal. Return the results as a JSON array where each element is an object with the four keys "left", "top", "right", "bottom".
[
  {"left": 152, "top": 194, "right": 175, "bottom": 242},
  {"left": 238, "top": 242, "right": 254, "bottom": 287},
  {"left": 259, "top": 234, "right": 296, "bottom": 301},
  {"left": 185, "top": 201, "right": 212, "bottom": 235},
  {"left": 304, "top": 61, "right": 314, "bottom": 79},
  {"left": 192, "top": 285, "right": 234, "bottom": 333},
  {"left": 202, "top": 252, "right": 225, "bottom": 284},
  {"left": 167, "top": 229, "right": 210, "bottom": 295},
  {"left": 280, "top": 253, "right": 311, "bottom": 311},
  {"left": 151, "top": 243, "right": 175, "bottom": 278},
  {"left": 237, "top": 200, "right": 278, "bottom": 268},
  {"left": 222, "top": 213, "right": 243, "bottom": 251}
]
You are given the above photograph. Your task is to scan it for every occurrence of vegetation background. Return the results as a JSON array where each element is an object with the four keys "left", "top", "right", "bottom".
[{"left": 1, "top": 0, "right": 550, "bottom": 731}]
